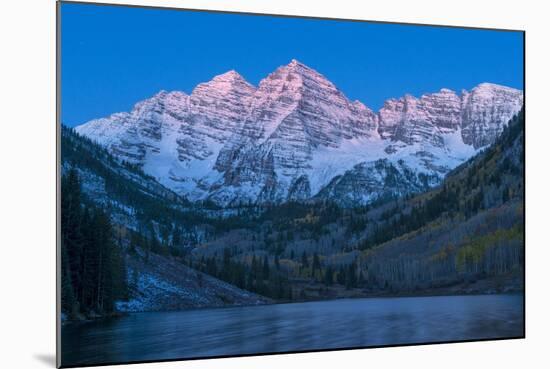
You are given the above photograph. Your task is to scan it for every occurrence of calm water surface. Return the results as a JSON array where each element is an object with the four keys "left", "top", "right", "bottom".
[{"left": 62, "top": 294, "right": 523, "bottom": 366}]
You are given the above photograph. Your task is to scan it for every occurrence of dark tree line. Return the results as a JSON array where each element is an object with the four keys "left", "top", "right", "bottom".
[
  {"left": 61, "top": 168, "right": 128, "bottom": 317},
  {"left": 194, "top": 249, "right": 293, "bottom": 300}
]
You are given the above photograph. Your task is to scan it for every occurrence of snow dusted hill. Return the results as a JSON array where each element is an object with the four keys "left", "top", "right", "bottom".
[
  {"left": 76, "top": 60, "right": 523, "bottom": 207},
  {"left": 119, "top": 250, "right": 269, "bottom": 313}
]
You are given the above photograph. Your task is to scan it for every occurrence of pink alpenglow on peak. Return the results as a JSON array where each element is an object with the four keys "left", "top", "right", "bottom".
[{"left": 75, "top": 61, "right": 523, "bottom": 206}]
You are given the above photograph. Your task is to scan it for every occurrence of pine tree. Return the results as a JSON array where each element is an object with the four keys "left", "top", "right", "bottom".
[
  {"left": 171, "top": 226, "right": 182, "bottom": 248},
  {"left": 301, "top": 251, "right": 308, "bottom": 268},
  {"left": 324, "top": 265, "right": 333, "bottom": 286},
  {"left": 61, "top": 169, "right": 128, "bottom": 316},
  {"left": 61, "top": 168, "right": 85, "bottom": 305},
  {"left": 60, "top": 239, "right": 77, "bottom": 316},
  {"left": 263, "top": 256, "right": 270, "bottom": 280},
  {"left": 337, "top": 265, "right": 345, "bottom": 285},
  {"left": 345, "top": 263, "right": 357, "bottom": 289},
  {"left": 313, "top": 253, "right": 321, "bottom": 275}
]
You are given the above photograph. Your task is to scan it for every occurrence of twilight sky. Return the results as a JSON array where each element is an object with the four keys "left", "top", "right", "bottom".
[{"left": 61, "top": 2, "right": 524, "bottom": 127}]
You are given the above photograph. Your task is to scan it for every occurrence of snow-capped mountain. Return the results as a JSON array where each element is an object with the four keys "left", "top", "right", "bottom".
[
  {"left": 461, "top": 83, "right": 524, "bottom": 148},
  {"left": 315, "top": 158, "right": 441, "bottom": 208},
  {"left": 75, "top": 59, "right": 523, "bottom": 207},
  {"left": 209, "top": 59, "right": 380, "bottom": 205}
]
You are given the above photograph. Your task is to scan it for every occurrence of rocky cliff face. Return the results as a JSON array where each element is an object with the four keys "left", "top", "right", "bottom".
[
  {"left": 460, "top": 83, "right": 524, "bottom": 148},
  {"left": 75, "top": 60, "right": 523, "bottom": 207},
  {"left": 209, "top": 59, "right": 380, "bottom": 205},
  {"left": 315, "top": 159, "right": 440, "bottom": 208},
  {"left": 379, "top": 88, "right": 462, "bottom": 146},
  {"left": 379, "top": 83, "right": 523, "bottom": 150}
]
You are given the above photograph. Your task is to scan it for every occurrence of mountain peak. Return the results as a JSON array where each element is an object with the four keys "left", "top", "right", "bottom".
[
  {"left": 148, "top": 90, "right": 170, "bottom": 100},
  {"left": 476, "top": 82, "right": 502, "bottom": 89},
  {"left": 130, "top": 90, "right": 188, "bottom": 112},
  {"left": 263, "top": 59, "right": 337, "bottom": 92},
  {"left": 288, "top": 58, "right": 304, "bottom": 67},
  {"left": 213, "top": 69, "right": 244, "bottom": 80},
  {"left": 438, "top": 88, "right": 456, "bottom": 94},
  {"left": 212, "top": 69, "right": 247, "bottom": 83},
  {"left": 472, "top": 82, "right": 522, "bottom": 94},
  {"left": 284, "top": 58, "right": 316, "bottom": 74},
  {"left": 192, "top": 70, "right": 255, "bottom": 98}
]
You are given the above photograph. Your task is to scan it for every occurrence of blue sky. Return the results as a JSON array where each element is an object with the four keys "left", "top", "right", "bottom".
[{"left": 61, "top": 2, "right": 524, "bottom": 127}]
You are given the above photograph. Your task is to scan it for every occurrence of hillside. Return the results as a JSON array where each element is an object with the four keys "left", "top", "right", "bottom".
[
  {"left": 348, "top": 109, "right": 525, "bottom": 294},
  {"left": 61, "top": 107, "right": 524, "bottom": 316},
  {"left": 61, "top": 127, "right": 270, "bottom": 319},
  {"left": 185, "top": 110, "right": 524, "bottom": 298}
]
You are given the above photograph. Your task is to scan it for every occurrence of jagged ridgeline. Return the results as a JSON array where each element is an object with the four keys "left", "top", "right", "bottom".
[
  {"left": 61, "top": 106, "right": 523, "bottom": 317},
  {"left": 74, "top": 60, "right": 523, "bottom": 208}
]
